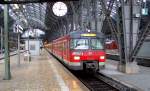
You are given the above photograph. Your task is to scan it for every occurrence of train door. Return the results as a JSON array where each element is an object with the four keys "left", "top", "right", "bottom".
[
  {"left": 65, "top": 39, "right": 70, "bottom": 63},
  {"left": 62, "top": 41, "right": 65, "bottom": 60},
  {"left": 62, "top": 40, "right": 68, "bottom": 63}
]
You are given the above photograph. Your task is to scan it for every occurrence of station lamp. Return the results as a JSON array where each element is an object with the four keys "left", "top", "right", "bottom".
[
  {"left": 22, "top": 5, "right": 26, "bottom": 9},
  {"left": 142, "top": 0, "right": 148, "bottom": 15},
  {"left": 12, "top": 4, "right": 19, "bottom": 10},
  {"left": 143, "top": 0, "right": 146, "bottom": 2}
]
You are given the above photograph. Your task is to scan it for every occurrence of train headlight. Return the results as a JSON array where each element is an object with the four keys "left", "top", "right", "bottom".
[
  {"left": 100, "top": 56, "right": 105, "bottom": 60},
  {"left": 74, "top": 56, "right": 80, "bottom": 60}
]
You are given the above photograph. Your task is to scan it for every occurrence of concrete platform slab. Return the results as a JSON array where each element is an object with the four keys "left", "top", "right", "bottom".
[
  {"left": 100, "top": 59, "right": 150, "bottom": 91},
  {"left": 0, "top": 50, "right": 89, "bottom": 91}
]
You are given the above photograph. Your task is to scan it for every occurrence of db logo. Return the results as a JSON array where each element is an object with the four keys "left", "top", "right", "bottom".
[{"left": 88, "top": 52, "right": 92, "bottom": 55}]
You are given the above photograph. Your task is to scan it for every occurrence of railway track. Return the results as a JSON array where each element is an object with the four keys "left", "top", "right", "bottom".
[{"left": 72, "top": 71, "right": 118, "bottom": 91}]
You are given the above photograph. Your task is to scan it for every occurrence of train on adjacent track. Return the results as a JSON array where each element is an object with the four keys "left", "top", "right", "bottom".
[{"left": 45, "top": 31, "right": 106, "bottom": 72}]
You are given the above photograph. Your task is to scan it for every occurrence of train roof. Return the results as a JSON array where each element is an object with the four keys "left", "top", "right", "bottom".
[{"left": 69, "top": 30, "right": 104, "bottom": 38}]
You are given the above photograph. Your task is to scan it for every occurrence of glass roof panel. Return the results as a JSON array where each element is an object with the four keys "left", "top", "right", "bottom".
[{"left": 0, "top": 2, "right": 47, "bottom": 29}]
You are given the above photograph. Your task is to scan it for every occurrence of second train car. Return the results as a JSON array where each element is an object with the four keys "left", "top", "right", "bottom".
[{"left": 46, "top": 30, "right": 106, "bottom": 72}]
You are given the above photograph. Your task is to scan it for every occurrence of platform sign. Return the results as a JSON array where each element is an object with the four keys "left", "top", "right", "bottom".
[
  {"left": 13, "top": 24, "right": 23, "bottom": 33},
  {"left": 142, "top": 8, "right": 148, "bottom": 15}
]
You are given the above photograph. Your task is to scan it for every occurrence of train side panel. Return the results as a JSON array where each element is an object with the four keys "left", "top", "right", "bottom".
[{"left": 51, "top": 36, "right": 71, "bottom": 66}]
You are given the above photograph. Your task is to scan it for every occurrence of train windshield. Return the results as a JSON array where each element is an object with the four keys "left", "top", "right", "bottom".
[
  {"left": 91, "top": 39, "right": 104, "bottom": 49},
  {"left": 71, "top": 39, "right": 89, "bottom": 49},
  {"left": 71, "top": 39, "right": 103, "bottom": 50}
]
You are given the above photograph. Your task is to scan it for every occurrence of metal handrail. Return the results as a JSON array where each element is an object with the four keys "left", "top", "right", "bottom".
[{"left": 0, "top": 50, "right": 28, "bottom": 60}]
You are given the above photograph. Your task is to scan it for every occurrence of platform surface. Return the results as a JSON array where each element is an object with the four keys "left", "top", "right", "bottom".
[
  {"left": 0, "top": 50, "right": 89, "bottom": 91},
  {"left": 100, "top": 59, "right": 150, "bottom": 91}
]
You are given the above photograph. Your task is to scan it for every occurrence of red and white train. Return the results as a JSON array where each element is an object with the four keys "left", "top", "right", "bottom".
[{"left": 45, "top": 31, "right": 106, "bottom": 72}]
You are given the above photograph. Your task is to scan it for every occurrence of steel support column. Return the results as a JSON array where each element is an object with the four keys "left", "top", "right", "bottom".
[
  {"left": 120, "top": 0, "right": 141, "bottom": 73},
  {"left": 121, "top": 0, "right": 141, "bottom": 62},
  {"left": 86, "top": 0, "right": 92, "bottom": 30},
  {"left": 121, "top": 1, "right": 132, "bottom": 62},
  {"left": 71, "top": 14, "right": 74, "bottom": 32},
  {"left": 120, "top": 0, "right": 132, "bottom": 72},
  {"left": 131, "top": 0, "right": 141, "bottom": 58},
  {"left": 116, "top": 1, "right": 126, "bottom": 72},
  {"left": 95, "top": 0, "right": 105, "bottom": 32},
  {"left": 1, "top": 27, "right": 3, "bottom": 55},
  {"left": 17, "top": 31, "right": 20, "bottom": 66},
  {"left": 97, "top": 15, "right": 105, "bottom": 33},
  {"left": 79, "top": 0, "right": 84, "bottom": 30},
  {"left": 91, "top": 0, "right": 96, "bottom": 31},
  {"left": 70, "top": 1, "right": 77, "bottom": 31},
  {"left": 65, "top": 16, "right": 69, "bottom": 34},
  {"left": 94, "top": 0, "right": 98, "bottom": 32},
  {"left": 3, "top": 1, "right": 11, "bottom": 80},
  {"left": 17, "top": 16, "right": 21, "bottom": 66},
  {"left": 94, "top": 0, "right": 101, "bottom": 32}
]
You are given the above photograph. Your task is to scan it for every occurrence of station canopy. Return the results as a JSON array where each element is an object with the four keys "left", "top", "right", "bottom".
[
  {"left": 0, "top": 0, "right": 121, "bottom": 30},
  {"left": 0, "top": 3, "right": 47, "bottom": 30},
  {"left": 0, "top": 0, "right": 144, "bottom": 33}
]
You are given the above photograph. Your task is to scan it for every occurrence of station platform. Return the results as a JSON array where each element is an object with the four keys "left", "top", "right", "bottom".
[
  {"left": 99, "top": 59, "right": 150, "bottom": 91},
  {"left": 0, "top": 50, "right": 89, "bottom": 91}
]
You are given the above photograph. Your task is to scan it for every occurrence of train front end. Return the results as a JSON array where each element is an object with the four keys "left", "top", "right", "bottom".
[{"left": 69, "top": 31, "right": 105, "bottom": 71}]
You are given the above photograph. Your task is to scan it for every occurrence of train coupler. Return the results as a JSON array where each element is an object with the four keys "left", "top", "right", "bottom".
[{"left": 83, "top": 62, "right": 99, "bottom": 71}]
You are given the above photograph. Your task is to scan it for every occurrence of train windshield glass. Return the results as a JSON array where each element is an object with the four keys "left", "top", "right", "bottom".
[
  {"left": 71, "top": 38, "right": 103, "bottom": 50},
  {"left": 71, "top": 39, "right": 89, "bottom": 49},
  {"left": 91, "top": 39, "right": 103, "bottom": 49}
]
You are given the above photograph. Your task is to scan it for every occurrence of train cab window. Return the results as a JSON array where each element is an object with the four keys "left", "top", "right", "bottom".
[
  {"left": 91, "top": 39, "right": 104, "bottom": 50},
  {"left": 71, "top": 39, "right": 89, "bottom": 50}
]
